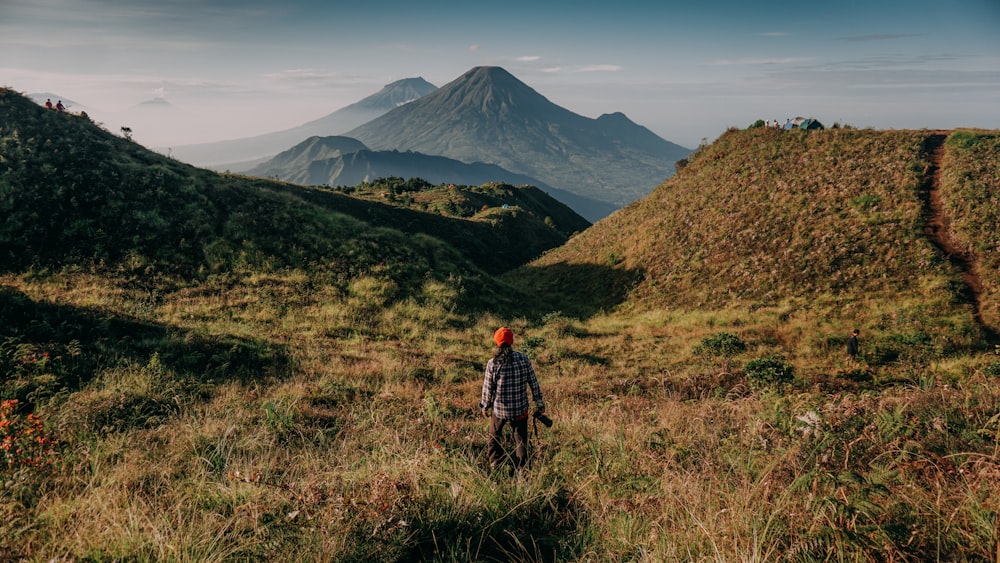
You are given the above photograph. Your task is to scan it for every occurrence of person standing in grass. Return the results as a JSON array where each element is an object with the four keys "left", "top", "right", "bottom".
[
  {"left": 479, "top": 327, "right": 545, "bottom": 470},
  {"left": 847, "top": 328, "right": 861, "bottom": 364}
]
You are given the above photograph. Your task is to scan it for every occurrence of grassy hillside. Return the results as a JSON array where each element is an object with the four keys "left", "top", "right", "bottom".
[
  {"left": 3, "top": 87, "right": 1000, "bottom": 562},
  {"left": 517, "top": 128, "right": 939, "bottom": 307},
  {"left": 331, "top": 177, "right": 590, "bottom": 237},
  {"left": 511, "top": 127, "right": 998, "bottom": 374},
  {"left": 0, "top": 87, "right": 574, "bottom": 283},
  {"left": 939, "top": 130, "right": 1000, "bottom": 328}
]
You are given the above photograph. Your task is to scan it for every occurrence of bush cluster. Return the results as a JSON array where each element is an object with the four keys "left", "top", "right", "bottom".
[
  {"left": 0, "top": 399, "right": 57, "bottom": 474},
  {"left": 743, "top": 355, "right": 794, "bottom": 386}
]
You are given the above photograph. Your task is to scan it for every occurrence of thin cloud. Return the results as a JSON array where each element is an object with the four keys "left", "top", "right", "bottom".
[
  {"left": 0, "top": 27, "right": 218, "bottom": 51},
  {"left": 7, "top": 0, "right": 278, "bottom": 26},
  {"left": 756, "top": 65, "right": 1000, "bottom": 94},
  {"left": 836, "top": 33, "right": 924, "bottom": 42},
  {"left": 516, "top": 56, "right": 541, "bottom": 62},
  {"left": 710, "top": 57, "right": 813, "bottom": 66},
  {"left": 575, "top": 65, "right": 622, "bottom": 73},
  {"left": 538, "top": 65, "right": 621, "bottom": 74},
  {"left": 263, "top": 69, "right": 364, "bottom": 85},
  {"left": 811, "top": 53, "right": 969, "bottom": 72}
]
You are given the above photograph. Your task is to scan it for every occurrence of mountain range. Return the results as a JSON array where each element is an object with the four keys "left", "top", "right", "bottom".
[
  {"left": 247, "top": 136, "right": 618, "bottom": 219},
  {"left": 170, "top": 67, "right": 691, "bottom": 221},
  {"left": 344, "top": 67, "right": 691, "bottom": 215},
  {"left": 166, "top": 77, "right": 438, "bottom": 168}
]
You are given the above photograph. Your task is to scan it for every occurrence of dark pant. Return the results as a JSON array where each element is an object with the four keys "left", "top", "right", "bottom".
[{"left": 488, "top": 414, "right": 529, "bottom": 468}]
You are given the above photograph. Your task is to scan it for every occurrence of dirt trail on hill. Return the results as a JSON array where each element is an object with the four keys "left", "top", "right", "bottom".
[{"left": 920, "top": 133, "right": 997, "bottom": 342}]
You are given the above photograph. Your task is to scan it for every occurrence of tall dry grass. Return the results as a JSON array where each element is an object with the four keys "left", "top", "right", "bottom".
[{"left": 3, "top": 268, "right": 1000, "bottom": 560}]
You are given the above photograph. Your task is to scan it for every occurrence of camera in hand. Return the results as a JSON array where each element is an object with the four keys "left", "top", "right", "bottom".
[{"left": 533, "top": 411, "right": 553, "bottom": 428}]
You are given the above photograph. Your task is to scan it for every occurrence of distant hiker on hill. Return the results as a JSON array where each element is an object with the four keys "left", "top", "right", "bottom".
[
  {"left": 55, "top": 100, "right": 65, "bottom": 111},
  {"left": 479, "top": 327, "right": 546, "bottom": 471},
  {"left": 45, "top": 98, "right": 53, "bottom": 110},
  {"left": 847, "top": 328, "right": 860, "bottom": 364}
]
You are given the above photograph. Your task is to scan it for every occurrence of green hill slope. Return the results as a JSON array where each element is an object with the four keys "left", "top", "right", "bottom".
[
  {"left": 939, "top": 130, "right": 1000, "bottom": 329},
  {"left": 510, "top": 126, "right": 999, "bottom": 352},
  {"left": 329, "top": 177, "right": 590, "bottom": 237},
  {"left": 0, "top": 88, "right": 570, "bottom": 293}
]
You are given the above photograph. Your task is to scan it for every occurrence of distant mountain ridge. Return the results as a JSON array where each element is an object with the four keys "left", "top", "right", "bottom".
[
  {"left": 167, "top": 77, "right": 437, "bottom": 167},
  {"left": 247, "top": 136, "right": 618, "bottom": 218},
  {"left": 345, "top": 66, "right": 691, "bottom": 218},
  {"left": 248, "top": 136, "right": 369, "bottom": 183}
]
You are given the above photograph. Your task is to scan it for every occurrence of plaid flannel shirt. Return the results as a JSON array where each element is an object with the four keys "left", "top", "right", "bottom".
[{"left": 480, "top": 350, "right": 544, "bottom": 419}]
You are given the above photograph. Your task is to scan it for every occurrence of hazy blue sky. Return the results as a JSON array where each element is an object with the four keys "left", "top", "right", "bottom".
[{"left": 2, "top": 0, "right": 998, "bottom": 149}]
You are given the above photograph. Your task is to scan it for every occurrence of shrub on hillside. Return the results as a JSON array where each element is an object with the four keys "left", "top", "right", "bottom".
[
  {"left": 693, "top": 332, "right": 746, "bottom": 373},
  {"left": 743, "top": 355, "right": 794, "bottom": 387},
  {"left": 694, "top": 332, "right": 746, "bottom": 358}
]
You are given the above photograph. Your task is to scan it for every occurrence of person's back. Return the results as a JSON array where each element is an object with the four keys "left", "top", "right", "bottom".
[
  {"left": 480, "top": 327, "right": 545, "bottom": 470},
  {"left": 485, "top": 347, "right": 539, "bottom": 419}
]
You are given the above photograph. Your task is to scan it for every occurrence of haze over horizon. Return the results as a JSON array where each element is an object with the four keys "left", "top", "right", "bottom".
[{"left": 2, "top": 0, "right": 998, "bottom": 151}]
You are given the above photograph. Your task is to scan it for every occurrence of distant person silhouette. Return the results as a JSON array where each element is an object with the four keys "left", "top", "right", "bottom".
[
  {"left": 55, "top": 100, "right": 65, "bottom": 111},
  {"left": 847, "top": 328, "right": 860, "bottom": 364}
]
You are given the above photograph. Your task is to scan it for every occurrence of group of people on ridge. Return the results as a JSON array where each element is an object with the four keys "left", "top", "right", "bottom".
[
  {"left": 44, "top": 98, "right": 65, "bottom": 112},
  {"left": 764, "top": 118, "right": 793, "bottom": 129}
]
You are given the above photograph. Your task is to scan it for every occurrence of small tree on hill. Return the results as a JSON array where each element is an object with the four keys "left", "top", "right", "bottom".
[
  {"left": 744, "top": 355, "right": 794, "bottom": 388},
  {"left": 693, "top": 332, "right": 746, "bottom": 374}
]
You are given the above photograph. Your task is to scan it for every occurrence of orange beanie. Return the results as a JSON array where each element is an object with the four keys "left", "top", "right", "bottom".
[{"left": 493, "top": 327, "right": 514, "bottom": 347}]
